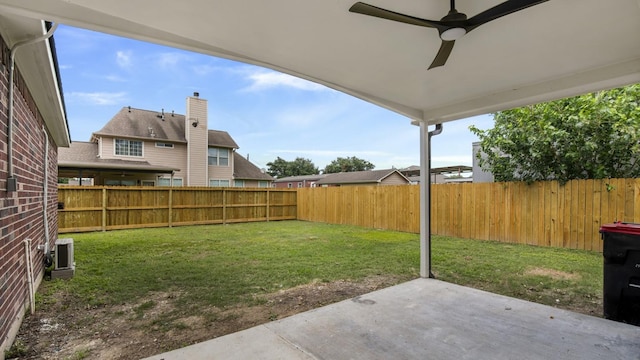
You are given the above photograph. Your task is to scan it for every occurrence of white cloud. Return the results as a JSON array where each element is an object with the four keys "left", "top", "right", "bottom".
[
  {"left": 116, "top": 50, "right": 132, "bottom": 69},
  {"left": 156, "top": 52, "right": 192, "bottom": 69},
  {"left": 67, "top": 92, "right": 128, "bottom": 105},
  {"left": 241, "top": 69, "right": 327, "bottom": 92},
  {"left": 105, "top": 74, "right": 127, "bottom": 82}
]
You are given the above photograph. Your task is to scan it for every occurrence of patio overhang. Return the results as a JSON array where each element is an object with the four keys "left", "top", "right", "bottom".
[
  {"left": 2, "top": 0, "right": 639, "bottom": 277},
  {"left": 0, "top": 0, "right": 637, "bottom": 125},
  {"left": 58, "top": 160, "right": 178, "bottom": 180}
]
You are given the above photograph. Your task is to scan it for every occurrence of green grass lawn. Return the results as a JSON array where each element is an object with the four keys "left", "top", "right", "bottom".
[{"left": 45, "top": 220, "right": 603, "bottom": 316}]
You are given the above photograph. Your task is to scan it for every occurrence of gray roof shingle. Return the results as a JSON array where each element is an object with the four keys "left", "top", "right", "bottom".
[
  {"left": 272, "top": 174, "right": 327, "bottom": 183},
  {"left": 233, "top": 153, "right": 273, "bottom": 181},
  {"left": 92, "top": 107, "right": 187, "bottom": 142},
  {"left": 58, "top": 141, "right": 98, "bottom": 162},
  {"left": 58, "top": 141, "right": 177, "bottom": 172},
  {"left": 315, "top": 169, "right": 406, "bottom": 185},
  {"left": 209, "top": 130, "right": 238, "bottom": 149},
  {"left": 92, "top": 107, "right": 239, "bottom": 150}
]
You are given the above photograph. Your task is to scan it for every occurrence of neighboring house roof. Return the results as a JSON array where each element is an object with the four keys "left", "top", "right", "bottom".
[
  {"left": 91, "top": 107, "right": 239, "bottom": 150},
  {"left": 316, "top": 169, "right": 410, "bottom": 185},
  {"left": 432, "top": 165, "right": 473, "bottom": 175},
  {"left": 233, "top": 153, "right": 273, "bottom": 181},
  {"left": 400, "top": 165, "right": 421, "bottom": 172},
  {"left": 58, "top": 141, "right": 177, "bottom": 174},
  {"left": 92, "top": 107, "right": 187, "bottom": 143},
  {"left": 209, "top": 130, "right": 238, "bottom": 149},
  {"left": 272, "top": 174, "right": 327, "bottom": 183}
]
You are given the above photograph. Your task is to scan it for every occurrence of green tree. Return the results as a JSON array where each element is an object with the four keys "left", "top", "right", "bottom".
[
  {"left": 323, "top": 156, "right": 375, "bottom": 173},
  {"left": 470, "top": 84, "right": 640, "bottom": 184},
  {"left": 266, "top": 157, "right": 319, "bottom": 178}
]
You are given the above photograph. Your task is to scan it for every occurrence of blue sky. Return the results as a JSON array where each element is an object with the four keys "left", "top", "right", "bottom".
[{"left": 54, "top": 24, "right": 494, "bottom": 171}]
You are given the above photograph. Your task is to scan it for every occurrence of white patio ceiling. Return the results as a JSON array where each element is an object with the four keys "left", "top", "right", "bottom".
[{"left": 1, "top": 0, "right": 639, "bottom": 125}]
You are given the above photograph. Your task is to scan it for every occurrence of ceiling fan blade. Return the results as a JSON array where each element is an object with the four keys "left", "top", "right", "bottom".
[
  {"left": 349, "top": 2, "right": 446, "bottom": 30},
  {"left": 428, "top": 40, "right": 455, "bottom": 69},
  {"left": 466, "top": 0, "right": 548, "bottom": 31}
]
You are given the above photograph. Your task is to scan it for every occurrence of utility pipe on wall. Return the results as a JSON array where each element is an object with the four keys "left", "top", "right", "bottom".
[
  {"left": 7, "top": 22, "right": 58, "bottom": 192},
  {"left": 23, "top": 239, "right": 35, "bottom": 315}
]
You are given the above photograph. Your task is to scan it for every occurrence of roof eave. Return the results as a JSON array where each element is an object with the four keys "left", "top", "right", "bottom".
[
  {"left": 92, "top": 132, "right": 188, "bottom": 144},
  {"left": 2, "top": 17, "right": 70, "bottom": 146},
  {"left": 58, "top": 161, "right": 178, "bottom": 173}
]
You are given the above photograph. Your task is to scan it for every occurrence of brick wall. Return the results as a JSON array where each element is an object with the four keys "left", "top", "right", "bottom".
[{"left": 0, "top": 34, "right": 60, "bottom": 355}]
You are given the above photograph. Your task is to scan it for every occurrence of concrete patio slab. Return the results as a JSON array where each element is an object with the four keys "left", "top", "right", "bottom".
[{"left": 144, "top": 279, "right": 640, "bottom": 360}]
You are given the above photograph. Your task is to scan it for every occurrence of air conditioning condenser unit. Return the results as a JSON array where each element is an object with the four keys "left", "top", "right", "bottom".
[{"left": 52, "top": 238, "right": 75, "bottom": 279}]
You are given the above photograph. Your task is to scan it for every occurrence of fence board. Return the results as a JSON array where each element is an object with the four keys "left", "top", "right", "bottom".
[
  {"left": 62, "top": 179, "right": 640, "bottom": 252},
  {"left": 59, "top": 186, "right": 296, "bottom": 232},
  {"left": 583, "top": 180, "right": 594, "bottom": 251},
  {"left": 297, "top": 179, "right": 640, "bottom": 252}
]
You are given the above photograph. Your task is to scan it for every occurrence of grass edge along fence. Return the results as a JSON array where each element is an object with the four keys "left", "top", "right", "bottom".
[
  {"left": 60, "top": 178, "right": 640, "bottom": 252},
  {"left": 297, "top": 178, "right": 640, "bottom": 252},
  {"left": 58, "top": 186, "right": 297, "bottom": 232}
]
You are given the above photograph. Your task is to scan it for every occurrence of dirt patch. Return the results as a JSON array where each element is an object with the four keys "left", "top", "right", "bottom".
[
  {"left": 524, "top": 267, "right": 580, "bottom": 281},
  {"left": 10, "top": 276, "right": 403, "bottom": 360}
]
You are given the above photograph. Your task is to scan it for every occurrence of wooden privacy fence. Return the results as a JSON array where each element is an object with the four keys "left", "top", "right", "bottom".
[
  {"left": 297, "top": 185, "right": 421, "bottom": 233},
  {"left": 58, "top": 186, "right": 297, "bottom": 232},
  {"left": 297, "top": 179, "right": 640, "bottom": 252}
]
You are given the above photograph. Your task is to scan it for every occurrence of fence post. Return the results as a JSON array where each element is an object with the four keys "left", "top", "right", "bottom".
[
  {"left": 102, "top": 187, "right": 107, "bottom": 232},
  {"left": 223, "top": 189, "right": 227, "bottom": 224},
  {"left": 266, "top": 188, "right": 270, "bottom": 222},
  {"left": 168, "top": 187, "right": 173, "bottom": 228}
]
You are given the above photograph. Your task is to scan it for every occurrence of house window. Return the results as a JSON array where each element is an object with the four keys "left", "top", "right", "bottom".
[
  {"left": 234, "top": 180, "right": 245, "bottom": 187},
  {"left": 141, "top": 180, "right": 155, "bottom": 186},
  {"left": 297, "top": 182, "right": 303, "bottom": 188},
  {"left": 115, "top": 138, "right": 143, "bottom": 157},
  {"left": 287, "top": 183, "right": 292, "bottom": 188},
  {"left": 158, "top": 177, "right": 182, "bottom": 187},
  {"left": 209, "top": 179, "right": 230, "bottom": 187},
  {"left": 208, "top": 148, "right": 229, "bottom": 166},
  {"left": 105, "top": 179, "right": 137, "bottom": 186},
  {"left": 258, "top": 181, "right": 268, "bottom": 188},
  {"left": 155, "top": 142, "right": 174, "bottom": 148}
]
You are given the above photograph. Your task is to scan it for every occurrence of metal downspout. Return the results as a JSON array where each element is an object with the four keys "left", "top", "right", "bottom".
[
  {"left": 42, "top": 126, "right": 51, "bottom": 258},
  {"left": 419, "top": 123, "right": 442, "bottom": 278},
  {"left": 7, "top": 22, "right": 58, "bottom": 192}
]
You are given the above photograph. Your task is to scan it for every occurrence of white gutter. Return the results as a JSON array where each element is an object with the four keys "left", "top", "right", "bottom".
[{"left": 7, "top": 22, "right": 58, "bottom": 191}]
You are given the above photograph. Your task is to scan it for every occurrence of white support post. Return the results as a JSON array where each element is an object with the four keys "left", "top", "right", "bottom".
[{"left": 419, "top": 121, "right": 431, "bottom": 278}]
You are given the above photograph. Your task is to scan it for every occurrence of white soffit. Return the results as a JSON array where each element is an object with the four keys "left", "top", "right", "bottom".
[
  {"left": 1, "top": 0, "right": 639, "bottom": 124},
  {"left": 0, "top": 14, "right": 70, "bottom": 146}
]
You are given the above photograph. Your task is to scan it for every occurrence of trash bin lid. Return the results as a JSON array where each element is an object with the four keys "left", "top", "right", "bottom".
[{"left": 600, "top": 222, "right": 640, "bottom": 235}]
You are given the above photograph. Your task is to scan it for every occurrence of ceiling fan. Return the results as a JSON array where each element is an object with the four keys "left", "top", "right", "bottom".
[{"left": 349, "top": 0, "right": 548, "bottom": 69}]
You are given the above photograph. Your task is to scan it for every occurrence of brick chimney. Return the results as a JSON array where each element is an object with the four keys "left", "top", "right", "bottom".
[{"left": 185, "top": 92, "right": 208, "bottom": 186}]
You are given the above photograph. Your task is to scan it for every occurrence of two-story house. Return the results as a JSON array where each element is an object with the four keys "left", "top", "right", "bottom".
[{"left": 58, "top": 93, "right": 272, "bottom": 187}]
